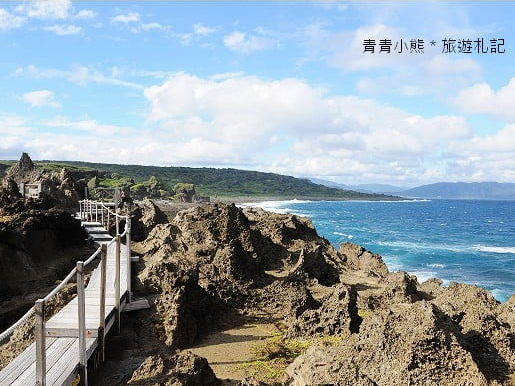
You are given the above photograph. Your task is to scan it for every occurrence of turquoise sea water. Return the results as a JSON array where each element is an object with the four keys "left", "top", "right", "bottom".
[{"left": 243, "top": 199, "right": 515, "bottom": 302}]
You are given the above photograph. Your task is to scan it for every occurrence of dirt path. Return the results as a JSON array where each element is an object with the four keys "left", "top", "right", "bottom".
[{"left": 187, "top": 322, "right": 280, "bottom": 384}]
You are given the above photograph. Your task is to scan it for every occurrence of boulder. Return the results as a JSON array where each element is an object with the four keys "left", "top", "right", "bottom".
[
  {"left": 128, "top": 352, "right": 220, "bottom": 386},
  {"left": 340, "top": 242, "right": 389, "bottom": 278},
  {"left": 287, "top": 283, "right": 361, "bottom": 338},
  {"left": 128, "top": 199, "right": 169, "bottom": 241},
  {"left": 364, "top": 271, "right": 420, "bottom": 310},
  {"left": 173, "top": 183, "right": 196, "bottom": 203},
  {"left": 154, "top": 277, "right": 226, "bottom": 348}
]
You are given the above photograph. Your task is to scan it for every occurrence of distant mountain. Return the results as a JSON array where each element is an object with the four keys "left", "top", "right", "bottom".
[
  {"left": 308, "top": 179, "right": 409, "bottom": 194},
  {"left": 353, "top": 184, "right": 409, "bottom": 194},
  {"left": 307, "top": 178, "right": 352, "bottom": 190},
  {"left": 400, "top": 182, "right": 515, "bottom": 200}
]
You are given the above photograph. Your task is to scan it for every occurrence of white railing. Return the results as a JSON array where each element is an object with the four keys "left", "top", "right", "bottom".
[
  {"left": 0, "top": 199, "right": 132, "bottom": 386},
  {"left": 79, "top": 199, "right": 132, "bottom": 303}
]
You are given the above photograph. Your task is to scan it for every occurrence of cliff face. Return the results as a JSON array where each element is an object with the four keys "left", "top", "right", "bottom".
[{"left": 0, "top": 209, "right": 89, "bottom": 330}]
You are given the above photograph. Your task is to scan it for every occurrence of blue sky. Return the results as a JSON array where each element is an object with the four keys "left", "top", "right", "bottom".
[{"left": 1, "top": 1, "right": 514, "bottom": 186}]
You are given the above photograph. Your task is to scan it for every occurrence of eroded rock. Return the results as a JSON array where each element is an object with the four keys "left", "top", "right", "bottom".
[
  {"left": 340, "top": 242, "right": 389, "bottom": 278},
  {"left": 287, "top": 301, "right": 491, "bottom": 386},
  {"left": 287, "top": 283, "right": 361, "bottom": 338},
  {"left": 128, "top": 352, "right": 220, "bottom": 386}
]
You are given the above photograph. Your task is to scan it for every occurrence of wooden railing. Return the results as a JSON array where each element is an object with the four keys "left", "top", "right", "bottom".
[
  {"left": 0, "top": 199, "right": 132, "bottom": 386},
  {"left": 86, "top": 187, "right": 121, "bottom": 205},
  {"left": 79, "top": 199, "right": 132, "bottom": 303}
]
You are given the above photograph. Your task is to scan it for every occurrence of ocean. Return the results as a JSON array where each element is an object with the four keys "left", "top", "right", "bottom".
[{"left": 242, "top": 199, "right": 515, "bottom": 302}]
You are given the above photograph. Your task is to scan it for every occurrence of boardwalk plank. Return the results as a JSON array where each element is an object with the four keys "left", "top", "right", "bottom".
[{"left": 0, "top": 216, "right": 131, "bottom": 386}]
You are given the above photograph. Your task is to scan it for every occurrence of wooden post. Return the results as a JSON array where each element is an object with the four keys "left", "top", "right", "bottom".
[
  {"left": 98, "top": 244, "right": 107, "bottom": 363},
  {"left": 77, "top": 261, "right": 88, "bottom": 386},
  {"left": 101, "top": 205, "right": 104, "bottom": 226},
  {"left": 35, "top": 299, "right": 46, "bottom": 386},
  {"left": 107, "top": 211, "right": 111, "bottom": 234},
  {"left": 95, "top": 202, "right": 98, "bottom": 223},
  {"left": 126, "top": 218, "right": 131, "bottom": 304},
  {"left": 115, "top": 209, "right": 120, "bottom": 237},
  {"left": 115, "top": 235, "right": 121, "bottom": 335},
  {"left": 114, "top": 188, "right": 120, "bottom": 212}
]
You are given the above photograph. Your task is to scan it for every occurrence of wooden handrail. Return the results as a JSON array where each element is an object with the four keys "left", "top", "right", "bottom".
[
  {"left": 35, "top": 300, "right": 45, "bottom": 386},
  {"left": 76, "top": 261, "right": 87, "bottom": 386},
  {"left": 31, "top": 199, "right": 132, "bottom": 386},
  {"left": 115, "top": 235, "right": 121, "bottom": 335}
]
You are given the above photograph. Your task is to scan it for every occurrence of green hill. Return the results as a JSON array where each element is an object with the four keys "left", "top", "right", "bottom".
[{"left": 0, "top": 159, "right": 398, "bottom": 200}]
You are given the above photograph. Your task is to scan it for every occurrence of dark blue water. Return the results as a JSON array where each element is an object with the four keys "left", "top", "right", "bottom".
[{"left": 245, "top": 199, "right": 515, "bottom": 302}]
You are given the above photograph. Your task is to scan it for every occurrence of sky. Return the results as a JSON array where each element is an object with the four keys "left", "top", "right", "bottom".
[{"left": 0, "top": 1, "right": 514, "bottom": 187}]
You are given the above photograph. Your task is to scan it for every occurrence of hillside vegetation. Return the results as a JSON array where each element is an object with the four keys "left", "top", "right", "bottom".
[{"left": 0, "top": 160, "right": 396, "bottom": 200}]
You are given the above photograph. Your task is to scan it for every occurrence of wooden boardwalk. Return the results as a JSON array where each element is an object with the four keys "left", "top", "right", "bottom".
[{"left": 0, "top": 200, "right": 135, "bottom": 386}]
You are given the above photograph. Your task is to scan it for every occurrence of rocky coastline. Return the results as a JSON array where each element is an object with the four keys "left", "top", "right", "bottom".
[{"left": 1, "top": 156, "right": 515, "bottom": 385}]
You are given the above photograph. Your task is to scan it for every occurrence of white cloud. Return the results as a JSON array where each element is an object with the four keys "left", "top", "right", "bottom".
[
  {"left": 0, "top": 114, "right": 32, "bottom": 135},
  {"left": 4, "top": 71, "right": 513, "bottom": 184},
  {"left": 0, "top": 8, "right": 25, "bottom": 30},
  {"left": 170, "top": 32, "right": 193, "bottom": 45},
  {"left": 297, "top": 22, "right": 483, "bottom": 97},
  {"left": 15, "top": 0, "right": 71, "bottom": 19},
  {"left": 355, "top": 54, "right": 483, "bottom": 97},
  {"left": 111, "top": 12, "right": 140, "bottom": 24},
  {"left": 444, "top": 124, "right": 515, "bottom": 181},
  {"left": 134, "top": 22, "right": 167, "bottom": 33},
  {"left": 21, "top": 90, "right": 61, "bottom": 108},
  {"left": 13, "top": 0, "right": 95, "bottom": 25},
  {"left": 43, "top": 24, "right": 82, "bottom": 35},
  {"left": 193, "top": 23, "right": 215, "bottom": 36},
  {"left": 42, "top": 116, "right": 127, "bottom": 135},
  {"left": 14, "top": 64, "right": 144, "bottom": 90},
  {"left": 223, "top": 31, "right": 274, "bottom": 53},
  {"left": 73, "top": 9, "right": 95, "bottom": 20},
  {"left": 453, "top": 77, "right": 515, "bottom": 121},
  {"left": 140, "top": 72, "right": 483, "bottom": 184},
  {"left": 111, "top": 12, "right": 170, "bottom": 34},
  {"left": 210, "top": 72, "right": 244, "bottom": 80}
]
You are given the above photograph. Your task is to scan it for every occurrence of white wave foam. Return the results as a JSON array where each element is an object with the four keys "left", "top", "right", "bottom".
[
  {"left": 415, "top": 272, "right": 437, "bottom": 283},
  {"left": 333, "top": 231, "right": 354, "bottom": 239},
  {"left": 238, "top": 199, "right": 311, "bottom": 215},
  {"left": 491, "top": 288, "right": 510, "bottom": 302},
  {"left": 376, "top": 240, "right": 469, "bottom": 253},
  {"left": 473, "top": 245, "right": 515, "bottom": 254},
  {"left": 427, "top": 263, "right": 445, "bottom": 269}
]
